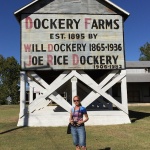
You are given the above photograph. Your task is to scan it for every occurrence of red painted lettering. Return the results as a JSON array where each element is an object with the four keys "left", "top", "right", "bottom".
[
  {"left": 24, "top": 44, "right": 31, "bottom": 52},
  {"left": 25, "top": 17, "right": 33, "bottom": 29},
  {"left": 48, "top": 44, "right": 53, "bottom": 52},
  {"left": 25, "top": 55, "right": 32, "bottom": 66},
  {"left": 72, "top": 54, "right": 79, "bottom": 65},
  {"left": 85, "top": 18, "right": 91, "bottom": 29},
  {"left": 47, "top": 55, "right": 53, "bottom": 65}
]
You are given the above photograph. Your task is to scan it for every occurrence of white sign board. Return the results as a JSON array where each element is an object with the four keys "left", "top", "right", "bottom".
[{"left": 21, "top": 14, "right": 125, "bottom": 70}]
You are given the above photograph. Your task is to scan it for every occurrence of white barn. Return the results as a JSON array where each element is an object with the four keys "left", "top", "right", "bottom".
[
  {"left": 14, "top": 0, "right": 133, "bottom": 126},
  {"left": 126, "top": 61, "right": 150, "bottom": 103}
]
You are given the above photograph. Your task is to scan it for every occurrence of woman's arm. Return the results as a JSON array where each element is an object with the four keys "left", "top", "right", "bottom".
[
  {"left": 83, "top": 113, "right": 89, "bottom": 123},
  {"left": 69, "top": 112, "right": 74, "bottom": 124},
  {"left": 78, "top": 113, "right": 89, "bottom": 125}
]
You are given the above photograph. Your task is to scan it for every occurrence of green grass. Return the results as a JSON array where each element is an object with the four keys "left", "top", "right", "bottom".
[{"left": 0, "top": 105, "right": 150, "bottom": 150}]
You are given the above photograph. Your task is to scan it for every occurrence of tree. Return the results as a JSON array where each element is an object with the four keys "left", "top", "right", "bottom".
[
  {"left": 0, "top": 55, "right": 20, "bottom": 104},
  {"left": 139, "top": 42, "right": 150, "bottom": 61},
  {"left": 0, "top": 55, "right": 6, "bottom": 104}
]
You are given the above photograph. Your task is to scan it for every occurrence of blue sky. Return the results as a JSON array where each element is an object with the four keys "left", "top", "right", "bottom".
[{"left": 0, "top": 0, "right": 150, "bottom": 63}]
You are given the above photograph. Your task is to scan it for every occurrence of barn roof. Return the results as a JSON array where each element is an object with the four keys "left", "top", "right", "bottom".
[
  {"left": 126, "top": 61, "right": 150, "bottom": 82},
  {"left": 127, "top": 74, "right": 150, "bottom": 82},
  {"left": 126, "top": 61, "right": 150, "bottom": 68},
  {"left": 14, "top": 0, "right": 129, "bottom": 22}
]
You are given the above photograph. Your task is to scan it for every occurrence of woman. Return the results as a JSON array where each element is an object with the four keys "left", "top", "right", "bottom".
[{"left": 69, "top": 95, "right": 89, "bottom": 150}]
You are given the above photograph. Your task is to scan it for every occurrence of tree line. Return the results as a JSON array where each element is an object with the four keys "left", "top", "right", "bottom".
[{"left": 0, "top": 55, "right": 20, "bottom": 104}]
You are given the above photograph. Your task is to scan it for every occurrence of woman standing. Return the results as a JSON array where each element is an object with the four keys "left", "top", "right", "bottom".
[{"left": 69, "top": 95, "right": 89, "bottom": 150}]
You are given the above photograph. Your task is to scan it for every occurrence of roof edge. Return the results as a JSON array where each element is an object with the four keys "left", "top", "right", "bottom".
[
  {"left": 14, "top": 0, "right": 39, "bottom": 15},
  {"left": 126, "top": 61, "right": 150, "bottom": 69},
  {"left": 106, "top": 0, "right": 130, "bottom": 16},
  {"left": 14, "top": 0, "right": 130, "bottom": 22}
]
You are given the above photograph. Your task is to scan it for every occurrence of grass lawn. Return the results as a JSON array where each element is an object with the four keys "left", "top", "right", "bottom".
[{"left": 0, "top": 105, "right": 150, "bottom": 150}]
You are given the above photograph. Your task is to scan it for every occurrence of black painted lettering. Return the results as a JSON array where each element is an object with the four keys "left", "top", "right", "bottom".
[
  {"left": 50, "top": 34, "right": 54, "bottom": 39},
  {"left": 42, "top": 19, "right": 49, "bottom": 29},
  {"left": 73, "top": 19, "right": 80, "bottom": 29},
  {"left": 114, "top": 19, "right": 119, "bottom": 29},
  {"left": 66, "top": 19, "right": 73, "bottom": 29},
  {"left": 93, "top": 56, "right": 99, "bottom": 64},
  {"left": 57, "top": 56, "right": 62, "bottom": 65},
  {"left": 106, "top": 19, "right": 112, "bottom": 29},
  {"left": 55, "top": 34, "right": 59, "bottom": 39},
  {"left": 54, "top": 44, "right": 59, "bottom": 51},
  {"left": 106, "top": 56, "right": 112, "bottom": 64},
  {"left": 100, "top": 56, "right": 105, "bottom": 64},
  {"left": 98, "top": 19, "right": 105, "bottom": 29},
  {"left": 54, "top": 55, "right": 57, "bottom": 65},
  {"left": 35, "top": 44, "right": 40, "bottom": 52},
  {"left": 38, "top": 56, "right": 43, "bottom": 65},
  {"left": 60, "top": 44, "right": 65, "bottom": 51},
  {"left": 80, "top": 56, "right": 86, "bottom": 65},
  {"left": 41, "top": 44, "right": 46, "bottom": 52},
  {"left": 34, "top": 18, "right": 41, "bottom": 29},
  {"left": 87, "top": 56, "right": 93, "bottom": 65},
  {"left": 32, "top": 56, "right": 37, "bottom": 65},
  {"left": 113, "top": 55, "right": 118, "bottom": 64},
  {"left": 63, "top": 55, "right": 68, "bottom": 65},
  {"left": 59, "top": 19, "right": 65, "bottom": 29},
  {"left": 50, "top": 19, "right": 57, "bottom": 29},
  {"left": 66, "top": 44, "right": 71, "bottom": 51},
  {"left": 32, "top": 44, "right": 34, "bottom": 52},
  {"left": 77, "top": 44, "right": 82, "bottom": 51},
  {"left": 91, "top": 19, "right": 98, "bottom": 29}
]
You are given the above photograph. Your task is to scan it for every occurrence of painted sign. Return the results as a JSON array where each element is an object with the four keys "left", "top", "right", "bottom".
[{"left": 21, "top": 14, "right": 125, "bottom": 70}]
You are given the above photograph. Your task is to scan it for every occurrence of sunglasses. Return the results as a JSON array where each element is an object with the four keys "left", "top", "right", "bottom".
[{"left": 73, "top": 100, "right": 79, "bottom": 102}]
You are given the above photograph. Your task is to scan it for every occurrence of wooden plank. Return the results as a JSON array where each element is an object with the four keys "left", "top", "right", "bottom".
[
  {"left": 121, "top": 70, "right": 128, "bottom": 113},
  {"left": 81, "top": 70, "right": 118, "bottom": 107},
  {"left": 28, "top": 71, "right": 71, "bottom": 108},
  {"left": 99, "top": 70, "right": 118, "bottom": 88},
  {"left": 28, "top": 71, "right": 76, "bottom": 113},
  {"left": 71, "top": 77, "right": 77, "bottom": 105},
  {"left": 81, "top": 70, "right": 124, "bottom": 107},
  {"left": 73, "top": 71, "right": 128, "bottom": 113},
  {"left": 19, "top": 71, "right": 27, "bottom": 117}
]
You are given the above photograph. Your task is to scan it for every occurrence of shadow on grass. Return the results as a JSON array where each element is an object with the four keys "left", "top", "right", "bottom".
[
  {"left": 1, "top": 104, "right": 29, "bottom": 135},
  {"left": 98, "top": 147, "right": 111, "bottom": 150},
  {"left": 0, "top": 126, "right": 26, "bottom": 134},
  {"left": 129, "top": 110, "right": 150, "bottom": 123}
]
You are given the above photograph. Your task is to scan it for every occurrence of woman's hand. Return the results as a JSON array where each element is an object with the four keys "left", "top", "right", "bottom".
[
  {"left": 77, "top": 120, "right": 84, "bottom": 125},
  {"left": 77, "top": 114, "right": 89, "bottom": 125},
  {"left": 70, "top": 119, "right": 74, "bottom": 125}
]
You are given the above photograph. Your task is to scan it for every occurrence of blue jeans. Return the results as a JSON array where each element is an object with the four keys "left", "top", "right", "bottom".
[{"left": 71, "top": 125, "right": 86, "bottom": 147}]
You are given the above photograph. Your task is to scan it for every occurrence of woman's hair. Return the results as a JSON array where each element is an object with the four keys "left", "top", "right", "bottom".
[
  {"left": 73, "top": 95, "right": 81, "bottom": 101},
  {"left": 73, "top": 95, "right": 82, "bottom": 106}
]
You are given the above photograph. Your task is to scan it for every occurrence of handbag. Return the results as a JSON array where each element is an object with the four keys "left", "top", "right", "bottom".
[{"left": 67, "top": 123, "right": 71, "bottom": 134}]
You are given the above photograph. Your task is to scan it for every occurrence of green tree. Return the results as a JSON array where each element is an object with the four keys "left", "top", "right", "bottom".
[
  {"left": 0, "top": 55, "right": 6, "bottom": 104},
  {"left": 139, "top": 42, "right": 150, "bottom": 61},
  {"left": 0, "top": 55, "right": 20, "bottom": 104}
]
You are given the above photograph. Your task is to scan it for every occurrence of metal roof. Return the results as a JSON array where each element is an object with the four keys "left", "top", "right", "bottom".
[
  {"left": 126, "top": 61, "right": 150, "bottom": 68},
  {"left": 14, "top": 0, "right": 130, "bottom": 22},
  {"left": 14, "top": 0, "right": 38, "bottom": 15},
  {"left": 105, "top": 0, "right": 129, "bottom": 16},
  {"left": 127, "top": 74, "right": 150, "bottom": 82}
]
